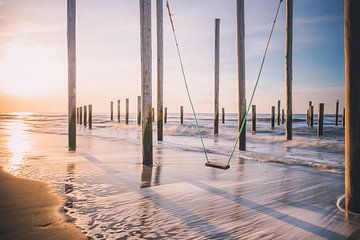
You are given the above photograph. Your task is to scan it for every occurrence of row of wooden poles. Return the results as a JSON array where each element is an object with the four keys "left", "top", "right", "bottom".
[
  {"left": 76, "top": 105, "right": 92, "bottom": 129},
  {"left": 67, "top": 0, "right": 360, "bottom": 213}
]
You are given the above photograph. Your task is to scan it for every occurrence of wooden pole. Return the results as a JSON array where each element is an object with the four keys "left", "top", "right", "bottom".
[
  {"left": 140, "top": 0, "right": 153, "bottom": 166},
  {"left": 271, "top": 106, "right": 275, "bottom": 129},
  {"left": 342, "top": 107, "right": 345, "bottom": 127},
  {"left": 126, "top": 98, "right": 129, "bottom": 125},
  {"left": 252, "top": 105, "right": 256, "bottom": 132},
  {"left": 157, "top": 0, "right": 164, "bottom": 142},
  {"left": 137, "top": 96, "right": 141, "bottom": 125},
  {"left": 110, "top": 101, "right": 113, "bottom": 121},
  {"left": 317, "top": 103, "right": 324, "bottom": 137},
  {"left": 310, "top": 105, "right": 314, "bottom": 127},
  {"left": 152, "top": 107, "right": 155, "bottom": 122},
  {"left": 306, "top": 109, "right": 310, "bottom": 126},
  {"left": 79, "top": 107, "right": 82, "bottom": 125},
  {"left": 117, "top": 100, "right": 120, "bottom": 123},
  {"left": 335, "top": 99, "right": 339, "bottom": 126},
  {"left": 88, "top": 104, "right": 92, "bottom": 129},
  {"left": 307, "top": 101, "right": 312, "bottom": 126},
  {"left": 277, "top": 100, "right": 280, "bottom": 125},
  {"left": 83, "top": 105, "right": 87, "bottom": 127},
  {"left": 180, "top": 106, "right": 184, "bottom": 125},
  {"left": 285, "top": 0, "right": 293, "bottom": 140},
  {"left": 164, "top": 107, "right": 167, "bottom": 124},
  {"left": 345, "top": 0, "right": 360, "bottom": 213},
  {"left": 281, "top": 109, "right": 285, "bottom": 125},
  {"left": 76, "top": 107, "right": 79, "bottom": 124},
  {"left": 67, "top": 0, "right": 76, "bottom": 151},
  {"left": 236, "top": 0, "right": 246, "bottom": 150},
  {"left": 214, "top": 18, "right": 220, "bottom": 136},
  {"left": 222, "top": 107, "right": 225, "bottom": 124}
]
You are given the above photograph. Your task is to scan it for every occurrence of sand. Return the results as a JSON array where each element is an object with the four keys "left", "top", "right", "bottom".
[{"left": 0, "top": 167, "right": 85, "bottom": 240}]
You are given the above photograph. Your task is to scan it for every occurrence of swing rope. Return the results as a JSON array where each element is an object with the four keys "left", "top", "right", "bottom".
[{"left": 165, "top": 0, "right": 283, "bottom": 166}]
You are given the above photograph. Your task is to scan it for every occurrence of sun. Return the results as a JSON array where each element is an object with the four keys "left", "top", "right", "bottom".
[{"left": 0, "top": 42, "right": 66, "bottom": 97}]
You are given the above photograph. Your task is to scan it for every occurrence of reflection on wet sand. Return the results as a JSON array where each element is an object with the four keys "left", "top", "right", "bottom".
[{"left": 5, "top": 121, "right": 31, "bottom": 172}]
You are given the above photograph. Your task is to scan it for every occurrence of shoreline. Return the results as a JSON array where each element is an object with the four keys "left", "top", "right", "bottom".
[{"left": 0, "top": 167, "right": 85, "bottom": 240}]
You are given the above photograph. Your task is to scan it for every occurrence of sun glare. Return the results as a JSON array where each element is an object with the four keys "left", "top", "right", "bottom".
[{"left": 0, "top": 43, "right": 65, "bottom": 97}]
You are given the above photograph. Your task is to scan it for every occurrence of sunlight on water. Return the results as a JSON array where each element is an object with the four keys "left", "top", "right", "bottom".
[{"left": 5, "top": 120, "right": 31, "bottom": 172}]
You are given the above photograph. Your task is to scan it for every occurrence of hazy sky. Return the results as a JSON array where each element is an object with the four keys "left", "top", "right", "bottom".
[{"left": 0, "top": 0, "right": 344, "bottom": 114}]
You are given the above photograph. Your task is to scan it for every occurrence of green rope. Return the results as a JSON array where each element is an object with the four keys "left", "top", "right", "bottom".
[
  {"left": 166, "top": 0, "right": 209, "bottom": 162},
  {"left": 226, "top": 0, "right": 283, "bottom": 166},
  {"left": 166, "top": 0, "right": 283, "bottom": 166}
]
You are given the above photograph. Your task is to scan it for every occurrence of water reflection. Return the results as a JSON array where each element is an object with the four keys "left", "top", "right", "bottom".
[
  {"left": 140, "top": 165, "right": 153, "bottom": 188},
  {"left": 5, "top": 120, "right": 31, "bottom": 172}
]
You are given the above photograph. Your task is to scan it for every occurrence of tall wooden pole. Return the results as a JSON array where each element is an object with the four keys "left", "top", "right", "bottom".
[
  {"left": 335, "top": 99, "right": 339, "bottom": 126},
  {"left": 157, "top": 0, "right": 164, "bottom": 142},
  {"left": 317, "top": 103, "right": 324, "bottom": 137},
  {"left": 271, "top": 106, "right": 275, "bottom": 129},
  {"left": 164, "top": 107, "right": 167, "bottom": 124},
  {"left": 79, "top": 107, "right": 82, "bottom": 125},
  {"left": 83, "top": 105, "right": 87, "bottom": 127},
  {"left": 214, "top": 18, "right": 220, "bottom": 136},
  {"left": 222, "top": 107, "right": 225, "bottom": 124},
  {"left": 126, "top": 98, "right": 129, "bottom": 124},
  {"left": 67, "top": 0, "right": 76, "bottom": 151},
  {"left": 137, "top": 96, "right": 141, "bottom": 125},
  {"left": 111, "top": 101, "right": 114, "bottom": 121},
  {"left": 236, "top": 0, "right": 246, "bottom": 150},
  {"left": 88, "top": 104, "right": 92, "bottom": 129},
  {"left": 345, "top": 0, "right": 360, "bottom": 213},
  {"left": 285, "top": 0, "right": 293, "bottom": 140},
  {"left": 140, "top": 0, "right": 153, "bottom": 166},
  {"left": 277, "top": 100, "right": 280, "bottom": 126},
  {"left": 180, "top": 106, "right": 184, "bottom": 125},
  {"left": 252, "top": 105, "right": 256, "bottom": 132},
  {"left": 117, "top": 100, "right": 121, "bottom": 123}
]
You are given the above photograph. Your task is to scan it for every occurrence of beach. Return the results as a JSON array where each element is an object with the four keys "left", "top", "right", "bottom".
[
  {"left": 0, "top": 167, "right": 84, "bottom": 240},
  {"left": 0, "top": 113, "right": 359, "bottom": 239}
]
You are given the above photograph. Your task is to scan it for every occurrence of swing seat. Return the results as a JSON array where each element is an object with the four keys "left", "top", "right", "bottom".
[{"left": 205, "top": 162, "right": 230, "bottom": 170}]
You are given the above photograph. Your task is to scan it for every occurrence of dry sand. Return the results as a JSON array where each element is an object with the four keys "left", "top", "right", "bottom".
[{"left": 0, "top": 167, "right": 85, "bottom": 240}]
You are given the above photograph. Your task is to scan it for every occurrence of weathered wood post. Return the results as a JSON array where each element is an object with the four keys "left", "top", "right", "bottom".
[
  {"left": 180, "top": 106, "right": 184, "bottom": 125},
  {"left": 137, "top": 96, "right": 141, "bottom": 125},
  {"left": 76, "top": 107, "right": 79, "bottom": 124},
  {"left": 310, "top": 105, "right": 314, "bottom": 127},
  {"left": 335, "top": 99, "right": 339, "bottom": 126},
  {"left": 117, "top": 100, "right": 121, "bottom": 123},
  {"left": 237, "top": 0, "right": 246, "bottom": 150},
  {"left": 164, "top": 107, "right": 167, "bottom": 124},
  {"left": 222, "top": 108, "right": 225, "bottom": 124},
  {"left": 277, "top": 100, "right": 280, "bottom": 125},
  {"left": 152, "top": 108, "right": 155, "bottom": 122},
  {"left": 67, "top": 0, "right": 76, "bottom": 151},
  {"left": 252, "top": 105, "right": 256, "bottom": 132},
  {"left": 79, "top": 107, "right": 82, "bottom": 125},
  {"left": 214, "top": 18, "right": 220, "bottom": 136},
  {"left": 83, "top": 105, "right": 87, "bottom": 127},
  {"left": 140, "top": 0, "right": 153, "bottom": 166},
  {"left": 285, "top": 0, "right": 293, "bottom": 140},
  {"left": 110, "top": 101, "right": 114, "bottom": 121},
  {"left": 271, "top": 106, "right": 275, "bottom": 129},
  {"left": 342, "top": 108, "right": 345, "bottom": 127},
  {"left": 307, "top": 101, "right": 312, "bottom": 126},
  {"left": 317, "top": 103, "right": 324, "bottom": 137},
  {"left": 281, "top": 109, "right": 285, "bottom": 125},
  {"left": 126, "top": 98, "right": 129, "bottom": 125},
  {"left": 345, "top": 0, "right": 360, "bottom": 213},
  {"left": 157, "top": 0, "right": 164, "bottom": 142},
  {"left": 88, "top": 104, "right": 92, "bottom": 129}
]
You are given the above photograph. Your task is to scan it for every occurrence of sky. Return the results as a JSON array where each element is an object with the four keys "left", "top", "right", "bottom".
[{"left": 0, "top": 0, "right": 344, "bottom": 114}]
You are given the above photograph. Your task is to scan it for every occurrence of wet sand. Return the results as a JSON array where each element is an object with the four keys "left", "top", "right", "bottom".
[{"left": 0, "top": 167, "right": 84, "bottom": 240}]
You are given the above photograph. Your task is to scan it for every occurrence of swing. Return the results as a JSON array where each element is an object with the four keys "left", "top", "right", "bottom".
[{"left": 165, "top": 0, "right": 283, "bottom": 170}]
